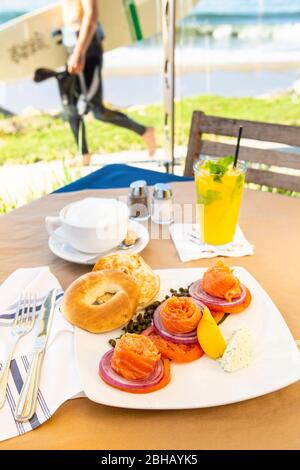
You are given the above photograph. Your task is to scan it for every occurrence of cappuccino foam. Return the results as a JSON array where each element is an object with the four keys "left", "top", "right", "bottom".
[{"left": 65, "top": 198, "right": 125, "bottom": 228}]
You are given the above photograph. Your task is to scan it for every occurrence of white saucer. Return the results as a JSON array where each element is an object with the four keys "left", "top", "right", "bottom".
[{"left": 48, "top": 220, "right": 149, "bottom": 265}]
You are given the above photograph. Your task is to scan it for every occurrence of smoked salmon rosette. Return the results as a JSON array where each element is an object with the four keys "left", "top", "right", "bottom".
[
  {"left": 159, "top": 296, "right": 202, "bottom": 334},
  {"left": 189, "top": 261, "right": 251, "bottom": 314},
  {"left": 151, "top": 297, "right": 205, "bottom": 361},
  {"left": 142, "top": 326, "right": 204, "bottom": 363},
  {"left": 99, "top": 333, "right": 170, "bottom": 393}
]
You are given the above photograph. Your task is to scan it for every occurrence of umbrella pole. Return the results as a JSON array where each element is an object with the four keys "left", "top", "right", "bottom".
[{"left": 162, "top": 0, "right": 176, "bottom": 174}]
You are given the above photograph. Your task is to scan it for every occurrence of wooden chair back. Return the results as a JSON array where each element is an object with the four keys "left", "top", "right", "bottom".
[{"left": 184, "top": 111, "right": 300, "bottom": 192}]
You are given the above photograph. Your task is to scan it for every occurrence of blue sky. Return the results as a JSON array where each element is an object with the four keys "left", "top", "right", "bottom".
[{"left": 2, "top": 1, "right": 299, "bottom": 14}]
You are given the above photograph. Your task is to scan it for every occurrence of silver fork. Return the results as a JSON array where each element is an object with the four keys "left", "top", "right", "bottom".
[{"left": 0, "top": 293, "right": 37, "bottom": 409}]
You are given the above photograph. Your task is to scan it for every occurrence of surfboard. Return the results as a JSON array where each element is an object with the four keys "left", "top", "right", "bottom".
[{"left": 0, "top": 0, "right": 199, "bottom": 83}]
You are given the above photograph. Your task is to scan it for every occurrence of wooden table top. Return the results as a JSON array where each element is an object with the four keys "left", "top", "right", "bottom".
[{"left": 0, "top": 182, "right": 299, "bottom": 450}]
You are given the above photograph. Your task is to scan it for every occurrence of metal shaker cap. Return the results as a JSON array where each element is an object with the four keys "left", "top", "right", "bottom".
[
  {"left": 153, "top": 183, "right": 173, "bottom": 200},
  {"left": 129, "top": 180, "right": 148, "bottom": 197}
]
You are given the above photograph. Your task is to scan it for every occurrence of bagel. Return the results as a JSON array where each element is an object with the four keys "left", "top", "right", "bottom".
[
  {"left": 93, "top": 254, "right": 160, "bottom": 308},
  {"left": 61, "top": 269, "right": 140, "bottom": 333}
]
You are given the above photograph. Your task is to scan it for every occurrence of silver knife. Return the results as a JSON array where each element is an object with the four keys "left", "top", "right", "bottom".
[{"left": 15, "top": 289, "right": 57, "bottom": 422}]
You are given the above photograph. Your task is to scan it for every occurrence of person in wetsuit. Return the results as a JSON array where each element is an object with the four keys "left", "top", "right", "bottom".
[{"left": 60, "top": 0, "right": 156, "bottom": 165}]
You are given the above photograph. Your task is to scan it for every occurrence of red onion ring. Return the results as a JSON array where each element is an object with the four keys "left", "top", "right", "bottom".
[
  {"left": 153, "top": 304, "right": 199, "bottom": 344},
  {"left": 189, "top": 280, "right": 247, "bottom": 309},
  {"left": 99, "top": 349, "right": 164, "bottom": 390}
]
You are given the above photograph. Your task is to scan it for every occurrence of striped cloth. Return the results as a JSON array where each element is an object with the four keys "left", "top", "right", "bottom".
[{"left": 0, "top": 267, "right": 83, "bottom": 442}]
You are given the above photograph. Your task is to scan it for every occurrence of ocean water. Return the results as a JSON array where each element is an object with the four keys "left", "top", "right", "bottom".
[
  {"left": 2, "top": 1, "right": 300, "bottom": 60},
  {"left": 1, "top": 1, "right": 300, "bottom": 113},
  {"left": 2, "top": 1, "right": 300, "bottom": 68},
  {"left": 2, "top": 0, "right": 300, "bottom": 47}
]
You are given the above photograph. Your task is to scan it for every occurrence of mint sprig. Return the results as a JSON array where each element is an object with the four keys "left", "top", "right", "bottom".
[
  {"left": 203, "top": 155, "right": 234, "bottom": 182},
  {"left": 197, "top": 189, "right": 220, "bottom": 205}
]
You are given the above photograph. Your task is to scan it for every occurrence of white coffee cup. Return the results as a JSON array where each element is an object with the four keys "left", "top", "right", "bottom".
[{"left": 45, "top": 198, "right": 129, "bottom": 254}]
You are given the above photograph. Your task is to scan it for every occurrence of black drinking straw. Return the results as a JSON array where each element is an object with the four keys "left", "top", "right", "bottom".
[{"left": 234, "top": 125, "right": 243, "bottom": 167}]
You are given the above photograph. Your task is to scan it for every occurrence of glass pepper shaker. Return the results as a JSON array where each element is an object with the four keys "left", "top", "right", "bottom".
[
  {"left": 128, "top": 180, "right": 150, "bottom": 221},
  {"left": 151, "top": 183, "right": 174, "bottom": 225}
]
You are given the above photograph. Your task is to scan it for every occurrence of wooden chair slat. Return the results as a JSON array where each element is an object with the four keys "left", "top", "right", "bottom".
[
  {"left": 200, "top": 141, "right": 300, "bottom": 170},
  {"left": 246, "top": 169, "right": 300, "bottom": 192},
  {"left": 201, "top": 114, "right": 300, "bottom": 146}
]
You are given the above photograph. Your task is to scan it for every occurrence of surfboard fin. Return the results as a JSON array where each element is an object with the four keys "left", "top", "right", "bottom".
[{"left": 34, "top": 68, "right": 62, "bottom": 82}]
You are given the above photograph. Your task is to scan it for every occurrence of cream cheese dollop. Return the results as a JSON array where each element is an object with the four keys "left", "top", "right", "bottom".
[{"left": 220, "top": 328, "right": 253, "bottom": 372}]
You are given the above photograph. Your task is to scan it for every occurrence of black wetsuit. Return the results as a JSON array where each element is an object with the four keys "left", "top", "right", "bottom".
[{"left": 60, "top": 31, "right": 146, "bottom": 155}]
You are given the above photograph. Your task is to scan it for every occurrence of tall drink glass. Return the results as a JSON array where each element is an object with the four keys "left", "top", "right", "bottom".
[{"left": 194, "top": 156, "right": 246, "bottom": 245}]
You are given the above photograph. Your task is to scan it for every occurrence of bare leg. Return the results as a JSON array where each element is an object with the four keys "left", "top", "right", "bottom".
[
  {"left": 93, "top": 106, "right": 157, "bottom": 157},
  {"left": 142, "top": 127, "right": 156, "bottom": 156},
  {"left": 82, "top": 153, "right": 91, "bottom": 166}
]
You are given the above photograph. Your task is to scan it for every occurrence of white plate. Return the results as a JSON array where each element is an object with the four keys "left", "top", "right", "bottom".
[
  {"left": 48, "top": 220, "right": 149, "bottom": 265},
  {"left": 74, "top": 267, "right": 300, "bottom": 409}
]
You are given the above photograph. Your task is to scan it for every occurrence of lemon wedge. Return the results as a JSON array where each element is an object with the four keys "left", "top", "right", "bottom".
[{"left": 197, "top": 307, "right": 227, "bottom": 359}]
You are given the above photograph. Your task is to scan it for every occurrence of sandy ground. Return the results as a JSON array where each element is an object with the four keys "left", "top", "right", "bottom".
[
  {"left": 0, "top": 147, "right": 185, "bottom": 208},
  {"left": 1, "top": 140, "right": 298, "bottom": 210},
  {"left": 2, "top": 68, "right": 299, "bottom": 115}
]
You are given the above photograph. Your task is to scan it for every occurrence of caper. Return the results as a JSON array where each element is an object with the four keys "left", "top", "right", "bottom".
[{"left": 110, "top": 282, "right": 192, "bottom": 345}]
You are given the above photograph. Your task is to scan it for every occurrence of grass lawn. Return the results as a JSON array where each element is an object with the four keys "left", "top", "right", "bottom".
[{"left": 1, "top": 94, "right": 300, "bottom": 165}]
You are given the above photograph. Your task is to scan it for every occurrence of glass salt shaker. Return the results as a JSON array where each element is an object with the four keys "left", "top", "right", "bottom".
[
  {"left": 128, "top": 180, "right": 150, "bottom": 221},
  {"left": 151, "top": 183, "right": 173, "bottom": 225}
]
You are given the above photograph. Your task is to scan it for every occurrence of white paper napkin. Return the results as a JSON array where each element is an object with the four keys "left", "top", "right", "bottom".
[
  {"left": 0, "top": 267, "right": 83, "bottom": 442},
  {"left": 169, "top": 224, "right": 254, "bottom": 262}
]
